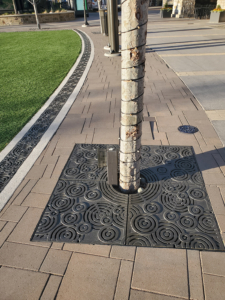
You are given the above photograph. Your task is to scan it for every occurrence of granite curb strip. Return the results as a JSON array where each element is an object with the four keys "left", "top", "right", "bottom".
[{"left": 0, "top": 29, "right": 94, "bottom": 211}]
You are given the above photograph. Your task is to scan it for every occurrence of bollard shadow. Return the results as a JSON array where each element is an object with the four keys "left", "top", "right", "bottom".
[{"left": 140, "top": 145, "right": 225, "bottom": 185}]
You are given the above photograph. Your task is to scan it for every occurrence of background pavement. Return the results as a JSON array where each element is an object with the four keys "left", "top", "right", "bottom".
[
  {"left": 146, "top": 11, "right": 225, "bottom": 145},
  {"left": 0, "top": 9, "right": 225, "bottom": 300}
]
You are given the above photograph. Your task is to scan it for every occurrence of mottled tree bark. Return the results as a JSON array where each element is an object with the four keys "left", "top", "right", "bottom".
[{"left": 119, "top": 0, "right": 148, "bottom": 193}]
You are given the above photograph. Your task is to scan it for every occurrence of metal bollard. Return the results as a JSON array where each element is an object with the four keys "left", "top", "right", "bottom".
[{"left": 104, "top": 0, "right": 120, "bottom": 57}]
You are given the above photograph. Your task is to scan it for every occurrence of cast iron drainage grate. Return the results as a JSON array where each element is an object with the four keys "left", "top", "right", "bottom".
[{"left": 31, "top": 144, "right": 225, "bottom": 251}]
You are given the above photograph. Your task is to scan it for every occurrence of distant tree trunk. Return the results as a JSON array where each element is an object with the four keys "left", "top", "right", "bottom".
[
  {"left": 12, "top": 0, "right": 18, "bottom": 14},
  {"left": 33, "top": 0, "right": 41, "bottom": 29},
  {"left": 119, "top": 0, "right": 148, "bottom": 193},
  {"left": 27, "top": 0, "right": 41, "bottom": 29}
]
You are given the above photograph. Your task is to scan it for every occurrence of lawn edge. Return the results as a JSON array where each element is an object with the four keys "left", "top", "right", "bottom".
[{"left": 0, "top": 29, "right": 94, "bottom": 211}]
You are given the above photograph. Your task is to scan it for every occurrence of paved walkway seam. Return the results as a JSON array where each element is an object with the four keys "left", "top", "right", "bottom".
[{"left": 0, "top": 29, "right": 94, "bottom": 211}]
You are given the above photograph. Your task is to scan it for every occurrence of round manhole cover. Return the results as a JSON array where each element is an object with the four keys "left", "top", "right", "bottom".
[{"left": 178, "top": 125, "right": 198, "bottom": 134}]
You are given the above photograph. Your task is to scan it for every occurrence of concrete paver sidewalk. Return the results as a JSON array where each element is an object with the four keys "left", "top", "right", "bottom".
[{"left": 1, "top": 14, "right": 225, "bottom": 300}]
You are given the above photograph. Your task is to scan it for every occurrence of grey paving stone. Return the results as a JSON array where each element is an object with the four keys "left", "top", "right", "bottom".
[
  {"left": 212, "top": 120, "right": 225, "bottom": 146},
  {"left": 0, "top": 267, "right": 48, "bottom": 300},
  {"left": 57, "top": 253, "right": 120, "bottom": 300},
  {"left": 132, "top": 248, "right": 189, "bottom": 299},
  {"left": 0, "top": 241, "right": 48, "bottom": 271}
]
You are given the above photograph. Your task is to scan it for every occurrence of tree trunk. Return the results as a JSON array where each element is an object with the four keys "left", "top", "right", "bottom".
[
  {"left": 33, "top": 0, "right": 41, "bottom": 29},
  {"left": 12, "top": 0, "right": 18, "bottom": 14},
  {"left": 119, "top": 0, "right": 148, "bottom": 193}
]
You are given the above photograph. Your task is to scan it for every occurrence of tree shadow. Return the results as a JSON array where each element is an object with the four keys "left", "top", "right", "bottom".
[
  {"left": 146, "top": 40, "right": 225, "bottom": 52},
  {"left": 147, "top": 27, "right": 212, "bottom": 34}
]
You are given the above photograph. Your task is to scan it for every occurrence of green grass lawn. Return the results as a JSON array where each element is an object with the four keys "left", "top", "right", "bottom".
[{"left": 0, "top": 30, "right": 81, "bottom": 152}]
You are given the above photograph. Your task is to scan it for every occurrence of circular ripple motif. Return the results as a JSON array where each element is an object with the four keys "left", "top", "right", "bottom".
[
  {"left": 161, "top": 192, "right": 193, "bottom": 212},
  {"left": 189, "top": 188, "right": 206, "bottom": 200},
  {"left": 141, "top": 145, "right": 150, "bottom": 152},
  {"left": 98, "top": 226, "right": 120, "bottom": 243},
  {"left": 37, "top": 214, "right": 58, "bottom": 234},
  {"left": 150, "top": 154, "right": 163, "bottom": 165},
  {"left": 84, "top": 190, "right": 101, "bottom": 201},
  {"left": 198, "top": 214, "right": 217, "bottom": 233},
  {"left": 191, "top": 173, "right": 204, "bottom": 186},
  {"left": 113, "top": 206, "right": 126, "bottom": 228},
  {"left": 65, "top": 168, "right": 79, "bottom": 177},
  {"left": 55, "top": 180, "right": 67, "bottom": 193},
  {"left": 136, "top": 182, "right": 161, "bottom": 204},
  {"left": 51, "top": 196, "right": 74, "bottom": 212},
  {"left": 170, "top": 169, "right": 189, "bottom": 181},
  {"left": 72, "top": 203, "right": 88, "bottom": 213},
  {"left": 100, "top": 216, "right": 113, "bottom": 226},
  {"left": 128, "top": 205, "right": 142, "bottom": 220},
  {"left": 75, "top": 157, "right": 87, "bottom": 164},
  {"left": 155, "top": 146, "right": 168, "bottom": 155},
  {"left": 80, "top": 163, "right": 93, "bottom": 173},
  {"left": 80, "top": 144, "right": 94, "bottom": 150},
  {"left": 66, "top": 183, "right": 87, "bottom": 197},
  {"left": 189, "top": 233, "right": 218, "bottom": 250},
  {"left": 179, "top": 233, "right": 191, "bottom": 244},
  {"left": 164, "top": 152, "right": 180, "bottom": 161},
  {"left": 144, "top": 202, "right": 162, "bottom": 214},
  {"left": 140, "top": 169, "right": 158, "bottom": 184},
  {"left": 153, "top": 222, "right": 182, "bottom": 245},
  {"left": 163, "top": 211, "right": 179, "bottom": 222},
  {"left": 181, "top": 148, "right": 193, "bottom": 157},
  {"left": 61, "top": 212, "right": 81, "bottom": 226},
  {"left": 141, "top": 152, "right": 151, "bottom": 158},
  {"left": 50, "top": 225, "right": 80, "bottom": 242},
  {"left": 188, "top": 205, "right": 204, "bottom": 216},
  {"left": 83, "top": 151, "right": 96, "bottom": 159},
  {"left": 175, "top": 158, "right": 196, "bottom": 172},
  {"left": 169, "top": 146, "right": 180, "bottom": 153},
  {"left": 98, "top": 181, "right": 127, "bottom": 205},
  {"left": 178, "top": 215, "right": 197, "bottom": 230},
  {"left": 87, "top": 173, "right": 97, "bottom": 180},
  {"left": 132, "top": 215, "right": 158, "bottom": 234},
  {"left": 84, "top": 203, "right": 113, "bottom": 228},
  {"left": 126, "top": 235, "right": 152, "bottom": 247},
  {"left": 76, "top": 223, "right": 92, "bottom": 234},
  {"left": 163, "top": 178, "right": 188, "bottom": 193}
]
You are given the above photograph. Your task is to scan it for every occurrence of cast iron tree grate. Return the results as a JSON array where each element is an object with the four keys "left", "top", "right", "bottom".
[{"left": 31, "top": 144, "right": 225, "bottom": 251}]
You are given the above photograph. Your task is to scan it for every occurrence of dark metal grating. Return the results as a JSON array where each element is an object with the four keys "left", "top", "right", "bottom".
[{"left": 31, "top": 144, "right": 225, "bottom": 251}]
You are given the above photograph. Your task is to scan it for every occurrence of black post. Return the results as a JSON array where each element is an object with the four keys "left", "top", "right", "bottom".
[
  {"left": 83, "top": 0, "right": 89, "bottom": 26},
  {"left": 104, "top": 0, "right": 120, "bottom": 57}
]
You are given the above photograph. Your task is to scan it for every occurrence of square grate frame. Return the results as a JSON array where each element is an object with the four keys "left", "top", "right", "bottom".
[{"left": 31, "top": 144, "right": 225, "bottom": 251}]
